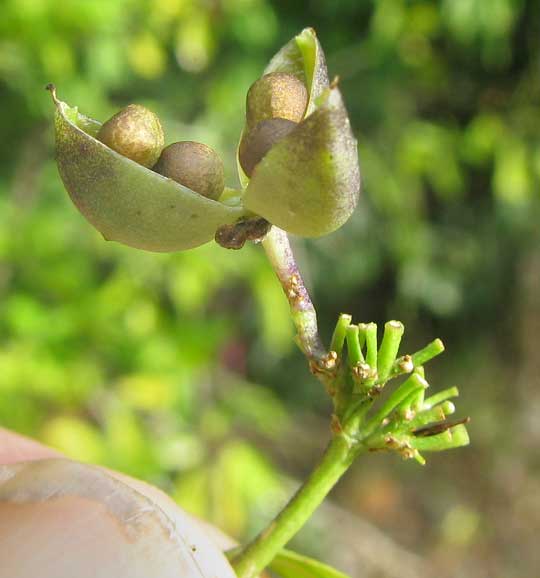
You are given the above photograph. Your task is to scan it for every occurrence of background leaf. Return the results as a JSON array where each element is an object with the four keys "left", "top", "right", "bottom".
[
  {"left": 1, "top": 1, "right": 539, "bottom": 576},
  {"left": 270, "top": 548, "right": 351, "bottom": 578}
]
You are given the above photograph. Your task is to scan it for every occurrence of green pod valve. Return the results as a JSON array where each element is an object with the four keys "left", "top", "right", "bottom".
[
  {"left": 242, "top": 85, "right": 360, "bottom": 237},
  {"left": 49, "top": 86, "right": 245, "bottom": 253},
  {"left": 237, "top": 28, "right": 360, "bottom": 237},
  {"left": 265, "top": 27, "right": 330, "bottom": 117}
]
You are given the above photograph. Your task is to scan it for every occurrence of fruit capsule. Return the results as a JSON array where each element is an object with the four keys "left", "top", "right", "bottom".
[
  {"left": 243, "top": 86, "right": 360, "bottom": 238},
  {"left": 237, "top": 29, "right": 360, "bottom": 238},
  {"left": 49, "top": 85, "right": 244, "bottom": 253}
]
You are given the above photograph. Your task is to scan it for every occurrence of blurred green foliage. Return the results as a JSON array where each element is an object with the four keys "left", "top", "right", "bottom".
[{"left": 1, "top": 1, "right": 539, "bottom": 576}]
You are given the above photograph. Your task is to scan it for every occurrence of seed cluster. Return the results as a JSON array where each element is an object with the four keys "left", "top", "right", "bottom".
[
  {"left": 239, "top": 72, "right": 308, "bottom": 177},
  {"left": 97, "top": 104, "right": 224, "bottom": 200},
  {"left": 96, "top": 72, "right": 308, "bottom": 197}
]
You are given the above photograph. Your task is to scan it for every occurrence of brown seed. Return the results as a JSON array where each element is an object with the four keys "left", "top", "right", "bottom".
[
  {"left": 239, "top": 118, "right": 297, "bottom": 177},
  {"left": 97, "top": 104, "right": 164, "bottom": 168},
  {"left": 154, "top": 141, "right": 225, "bottom": 200},
  {"left": 246, "top": 72, "right": 308, "bottom": 128}
]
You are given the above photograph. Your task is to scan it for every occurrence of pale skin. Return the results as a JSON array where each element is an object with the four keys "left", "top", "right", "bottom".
[{"left": 0, "top": 429, "right": 237, "bottom": 578}]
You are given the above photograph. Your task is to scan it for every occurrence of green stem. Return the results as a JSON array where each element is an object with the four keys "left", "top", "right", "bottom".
[
  {"left": 423, "top": 386, "right": 459, "bottom": 409},
  {"left": 346, "top": 324, "right": 363, "bottom": 366},
  {"left": 231, "top": 434, "right": 358, "bottom": 578},
  {"left": 377, "top": 321, "right": 404, "bottom": 381},
  {"left": 364, "top": 323, "right": 378, "bottom": 372},
  {"left": 411, "top": 338, "right": 445, "bottom": 367},
  {"left": 233, "top": 226, "right": 361, "bottom": 578},
  {"left": 363, "top": 372, "right": 429, "bottom": 437},
  {"left": 330, "top": 313, "right": 352, "bottom": 356},
  {"left": 261, "top": 227, "right": 330, "bottom": 370}
]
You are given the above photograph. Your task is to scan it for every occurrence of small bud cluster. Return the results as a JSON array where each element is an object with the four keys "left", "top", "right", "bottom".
[{"left": 328, "top": 315, "right": 470, "bottom": 464}]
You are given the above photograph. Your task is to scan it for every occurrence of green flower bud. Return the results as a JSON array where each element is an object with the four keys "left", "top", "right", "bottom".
[
  {"left": 154, "top": 142, "right": 225, "bottom": 201},
  {"left": 97, "top": 104, "right": 164, "bottom": 168},
  {"left": 238, "top": 118, "right": 297, "bottom": 178},
  {"left": 246, "top": 72, "right": 308, "bottom": 128}
]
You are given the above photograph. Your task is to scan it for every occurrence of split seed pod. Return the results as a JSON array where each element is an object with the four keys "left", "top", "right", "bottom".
[
  {"left": 97, "top": 104, "right": 164, "bottom": 168},
  {"left": 49, "top": 28, "right": 360, "bottom": 252},
  {"left": 154, "top": 141, "right": 225, "bottom": 201},
  {"left": 237, "top": 28, "right": 361, "bottom": 237},
  {"left": 48, "top": 85, "right": 244, "bottom": 252}
]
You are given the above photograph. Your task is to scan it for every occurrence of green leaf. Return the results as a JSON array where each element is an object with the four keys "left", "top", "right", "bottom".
[
  {"left": 50, "top": 87, "right": 245, "bottom": 253},
  {"left": 243, "top": 86, "right": 360, "bottom": 237},
  {"left": 269, "top": 548, "right": 351, "bottom": 578}
]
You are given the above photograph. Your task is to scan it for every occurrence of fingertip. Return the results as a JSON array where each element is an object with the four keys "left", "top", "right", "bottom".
[
  {"left": 0, "top": 429, "right": 60, "bottom": 465},
  {"left": 0, "top": 458, "right": 236, "bottom": 578}
]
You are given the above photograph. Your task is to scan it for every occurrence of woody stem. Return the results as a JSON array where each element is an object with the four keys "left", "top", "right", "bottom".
[{"left": 260, "top": 226, "right": 329, "bottom": 366}]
